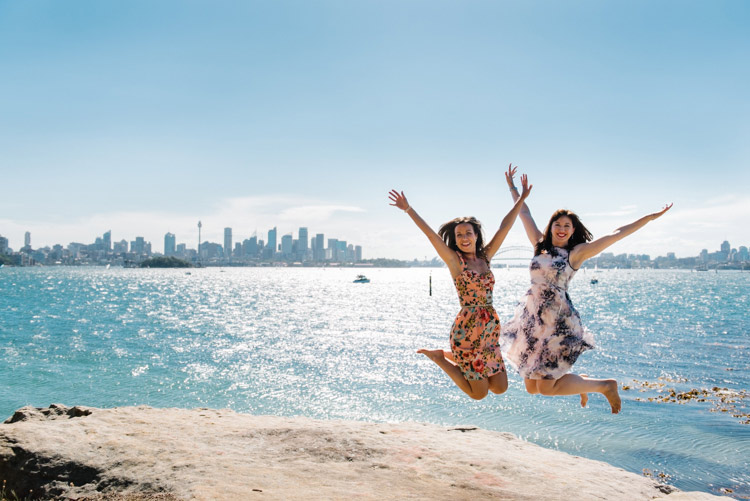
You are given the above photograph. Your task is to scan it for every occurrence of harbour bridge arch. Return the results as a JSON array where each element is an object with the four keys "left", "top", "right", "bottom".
[{"left": 490, "top": 246, "right": 534, "bottom": 264}]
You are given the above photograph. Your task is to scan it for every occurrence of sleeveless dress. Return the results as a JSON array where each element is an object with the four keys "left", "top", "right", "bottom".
[
  {"left": 499, "top": 246, "right": 595, "bottom": 380},
  {"left": 450, "top": 253, "right": 506, "bottom": 381}
]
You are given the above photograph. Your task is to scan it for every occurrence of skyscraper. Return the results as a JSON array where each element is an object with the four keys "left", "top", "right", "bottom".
[
  {"left": 281, "top": 234, "right": 293, "bottom": 256},
  {"left": 721, "top": 240, "right": 731, "bottom": 259},
  {"left": 328, "top": 238, "right": 338, "bottom": 261},
  {"left": 314, "top": 233, "right": 325, "bottom": 261},
  {"left": 298, "top": 227, "right": 308, "bottom": 260},
  {"left": 164, "top": 232, "right": 176, "bottom": 256},
  {"left": 267, "top": 227, "right": 277, "bottom": 259},
  {"left": 244, "top": 235, "right": 258, "bottom": 258},
  {"left": 103, "top": 231, "right": 111, "bottom": 252},
  {"left": 133, "top": 237, "right": 146, "bottom": 255},
  {"left": 224, "top": 228, "right": 233, "bottom": 259}
]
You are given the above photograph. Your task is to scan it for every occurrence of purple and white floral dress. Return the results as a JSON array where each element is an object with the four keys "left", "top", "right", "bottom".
[{"left": 500, "top": 246, "right": 595, "bottom": 380}]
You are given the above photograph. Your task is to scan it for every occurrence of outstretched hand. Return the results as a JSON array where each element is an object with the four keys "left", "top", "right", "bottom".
[
  {"left": 388, "top": 189, "right": 410, "bottom": 211},
  {"left": 519, "top": 174, "right": 532, "bottom": 199},
  {"left": 505, "top": 163, "right": 518, "bottom": 189},
  {"left": 650, "top": 203, "right": 673, "bottom": 220}
]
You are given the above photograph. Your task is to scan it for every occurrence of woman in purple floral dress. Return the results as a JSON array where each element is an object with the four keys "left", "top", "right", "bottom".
[
  {"left": 388, "top": 174, "right": 531, "bottom": 400},
  {"left": 501, "top": 165, "right": 672, "bottom": 413}
]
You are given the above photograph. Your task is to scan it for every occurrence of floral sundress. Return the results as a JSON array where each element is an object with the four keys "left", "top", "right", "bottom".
[
  {"left": 499, "top": 246, "right": 595, "bottom": 380},
  {"left": 450, "top": 252, "right": 506, "bottom": 381}
]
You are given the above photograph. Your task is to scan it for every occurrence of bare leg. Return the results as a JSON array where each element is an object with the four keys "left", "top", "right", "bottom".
[
  {"left": 579, "top": 374, "right": 589, "bottom": 408},
  {"left": 417, "top": 349, "right": 489, "bottom": 400},
  {"left": 488, "top": 370, "right": 508, "bottom": 395},
  {"left": 537, "top": 374, "right": 620, "bottom": 414},
  {"left": 524, "top": 378, "right": 540, "bottom": 394}
]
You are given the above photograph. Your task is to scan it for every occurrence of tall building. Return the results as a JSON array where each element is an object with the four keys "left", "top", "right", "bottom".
[
  {"left": 355, "top": 245, "right": 362, "bottom": 262},
  {"left": 721, "top": 240, "right": 731, "bottom": 260},
  {"left": 267, "top": 227, "right": 277, "bottom": 259},
  {"left": 281, "top": 234, "right": 293, "bottom": 256},
  {"left": 103, "top": 231, "right": 111, "bottom": 252},
  {"left": 224, "top": 228, "right": 233, "bottom": 259},
  {"left": 132, "top": 237, "right": 146, "bottom": 255},
  {"left": 298, "top": 227, "right": 308, "bottom": 260},
  {"left": 0, "top": 235, "right": 8, "bottom": 254},
  {"left": 114, "top": 240, "right": 128, "bottom": 253},
  {"left": 327, "top": 238, "right": 339, "bottom": 261},
  {"left": 202, "top": 242, "right": 223, "bottom": 259},
  {"left": 164, "top": 233, "right": 176, "bottom": 256},
  {"left": 24, "top": 232, "right": 31, "bottom": 247},
  {"left": 313, "top": 233, "right": 325, "bottom": 261}
]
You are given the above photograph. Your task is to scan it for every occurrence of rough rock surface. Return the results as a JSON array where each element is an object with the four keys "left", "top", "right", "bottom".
[{"left": 0, "top": 404, "right": 723, "bottom": 500}]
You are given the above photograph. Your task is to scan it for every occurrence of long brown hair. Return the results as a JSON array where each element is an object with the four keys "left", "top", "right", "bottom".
[
  {"left": 438, "top": 217, "right": 488, "bottom": 261},
  {"left": 535, "top": 209, "right": 593, "bottom": 256}
]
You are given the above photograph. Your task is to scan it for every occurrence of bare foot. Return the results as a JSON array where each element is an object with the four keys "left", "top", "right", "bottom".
[
  {"left": 417, "top": 349, "right": 446, "bottom": 363},
  {"left": 602, "top": 379, "right": 622, "bottom": 414}
]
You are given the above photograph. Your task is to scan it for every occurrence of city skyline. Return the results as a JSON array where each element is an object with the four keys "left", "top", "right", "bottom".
[
  {"left": 1, "top": 223, "right": 744, "bottom": 269},
  {"left": 1, "top": 2, "right": 748, "bottom": 260},
  {"left": 0, "top": 222, "right": 366, "bottom": 266}
]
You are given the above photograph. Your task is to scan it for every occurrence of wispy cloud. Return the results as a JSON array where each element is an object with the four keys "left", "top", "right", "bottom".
[
  {"left": 583, "top": 195, "right": 750, "bottom": 258},
  {"left": 0, "top": 195, "right": 369, "bottom": 251}
]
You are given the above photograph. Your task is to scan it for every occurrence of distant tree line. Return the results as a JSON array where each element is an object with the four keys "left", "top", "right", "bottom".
[{"left": 139, "top": 256, "right": 193, "bottom": 268}]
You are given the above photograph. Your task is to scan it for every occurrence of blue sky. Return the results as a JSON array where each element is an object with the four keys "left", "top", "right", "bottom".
[{"left": 1, "top": 0, "right": 748, "bottom": 259}]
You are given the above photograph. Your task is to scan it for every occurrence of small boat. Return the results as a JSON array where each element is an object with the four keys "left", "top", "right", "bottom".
[
  {"left": 590, "top": 278, "right": 599, "bottom": 284},
  {"left": 353, "top": 274, "right": 370, "bottom": 283}
]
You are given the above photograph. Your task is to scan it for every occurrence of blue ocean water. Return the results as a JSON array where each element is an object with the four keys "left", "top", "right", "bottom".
[{"left": 1, "top": 266, "right": 748, "bottom": 497}]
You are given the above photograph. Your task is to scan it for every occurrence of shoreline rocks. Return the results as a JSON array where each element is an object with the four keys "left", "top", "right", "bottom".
[{"left": 0, "top": 404, "right": 723, "bottom": 500}]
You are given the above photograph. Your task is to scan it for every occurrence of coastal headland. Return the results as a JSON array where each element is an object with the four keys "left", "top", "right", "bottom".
[{"left": 0, "top": 404, "right": 725, "bottom": 500}]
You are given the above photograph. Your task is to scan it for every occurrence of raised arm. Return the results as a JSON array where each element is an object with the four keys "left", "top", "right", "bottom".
[
  {"left": 568, "top": 203, "right": 673, "bottom": 270},
  {"left": 484, "top": 174, "right": 533, "bottom": 259},
  {"left": 388, "top": 190, "right": 462, "bottom": 277},
  {"left": 506, "top": 164, "right": 543, "bottom": 245}
]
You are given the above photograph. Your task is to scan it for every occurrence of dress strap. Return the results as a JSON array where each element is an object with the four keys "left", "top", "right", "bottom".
[{"left": 456, "top": 251, "right": 467, "bottom": 269}]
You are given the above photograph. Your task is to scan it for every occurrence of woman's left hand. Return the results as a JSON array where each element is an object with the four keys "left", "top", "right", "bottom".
[
  {"left": 519, "top": 174, "right": 532, "bottom": 199},
  {"left": 650, "top": 203, "right": 673, "bottom": 220}
]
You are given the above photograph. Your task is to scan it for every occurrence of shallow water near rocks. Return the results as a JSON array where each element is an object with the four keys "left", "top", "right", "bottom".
[{"left": 1, "top": 267, "right": 748, "bottom": 498}]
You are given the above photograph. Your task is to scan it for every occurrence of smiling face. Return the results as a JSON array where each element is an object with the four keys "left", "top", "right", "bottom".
[
  {"left": 454, "top": 223, "right": 478, "bottom": 255},
  {"left": 550, "top": 216, "right": 574, "bottom": 247}
]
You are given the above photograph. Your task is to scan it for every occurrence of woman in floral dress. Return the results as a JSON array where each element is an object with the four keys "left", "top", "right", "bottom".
[
  {"left": 388, "top": 174, "right": 531, "bottom": 400},
  {"left": 501, "top": 165, "right": 672, "bottom": 413}
]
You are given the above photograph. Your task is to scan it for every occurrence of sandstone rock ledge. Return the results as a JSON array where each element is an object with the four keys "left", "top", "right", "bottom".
[{"left": 0, "top": 404, "right": 723, "bottom": 501}]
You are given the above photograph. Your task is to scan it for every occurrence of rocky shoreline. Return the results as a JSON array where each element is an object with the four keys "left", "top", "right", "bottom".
[{"left": 0, "top": 404, "right": 724, "bottom": 500}]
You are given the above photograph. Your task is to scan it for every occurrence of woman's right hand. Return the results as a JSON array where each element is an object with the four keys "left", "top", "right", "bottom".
[
  {"left": 388, "top": 190, "right": 410, "bottom": 211},
  {"left": 505, "top": 163, "right": 518, "bottom": 190}
]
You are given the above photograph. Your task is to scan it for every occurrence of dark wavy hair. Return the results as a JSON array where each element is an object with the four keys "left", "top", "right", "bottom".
[
  {"left": 438, "top": 217, "right": 488, "bottom": 262},
  {"left": 535, "top": 209, "right": 593, "bottom": 256}
]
